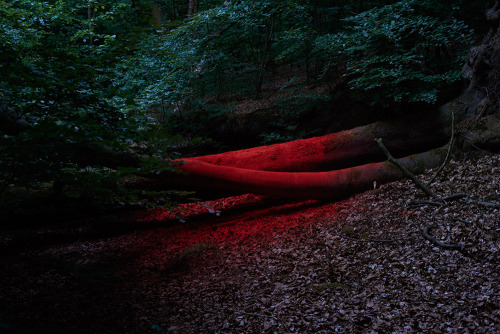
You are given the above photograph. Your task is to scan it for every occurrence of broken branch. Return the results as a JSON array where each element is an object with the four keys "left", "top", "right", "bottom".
[
  {"left": 427, "top": 110, "right": 455, "bottom": 186},
  {"left": 437, "top": 193, "right": 467, "bottom": 202},
  {"left": 375, "top": 138, "right": 436, "bottom": 197},
  {"left": 463, "top": 197, "right": 500, "bottom": 209}
]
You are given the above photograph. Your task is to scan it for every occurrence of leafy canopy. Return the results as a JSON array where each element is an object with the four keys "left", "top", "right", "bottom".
[
  {"left": 0, "top": 0, "right": 482, "bottom": 206},
  {"left": 123, "top": 0, "right": 475, "bottom": 143},
  {"left": 314, "top": 0, "right": 473, "bottom": 105},
  {"left": 0, "top": 0, "right": 178, "bottom": 207}
]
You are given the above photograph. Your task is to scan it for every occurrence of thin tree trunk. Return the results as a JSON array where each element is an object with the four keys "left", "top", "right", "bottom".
[
  {"left": 256, "top": 17, "right": 274, "bottom": 93},
  {"left": 188, "top": 0, "right": 199, "bottom": 15},
  {"left": 88, "top": 5, "right": 93, "bottom": 47}
]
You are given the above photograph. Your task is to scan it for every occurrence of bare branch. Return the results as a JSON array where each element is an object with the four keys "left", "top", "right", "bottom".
[
  {"left": 463, "top": 197, "right": 500, "bottom": 209},
  {"left": 375, "top": 138, "right": 436, "bottom": 197},
  {"left": 427, "top": 110, "right": 455, "bottom": 186}
]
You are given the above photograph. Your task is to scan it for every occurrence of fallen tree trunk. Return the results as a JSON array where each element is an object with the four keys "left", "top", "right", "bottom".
[
  {"left": 158, "top": 0, "right": 500, "bottom": 200},
  {"left": 105, "top": 12, "right": 500, "bottom": 201},
  {"left": 188, "top": 110, "right": 454, "bottom": 172},
  {"left": 153, "top": 107, "right": 456, "bottom": 200},
  {"left": 159, "top": 146, "right": 448, "bottom": 200}
]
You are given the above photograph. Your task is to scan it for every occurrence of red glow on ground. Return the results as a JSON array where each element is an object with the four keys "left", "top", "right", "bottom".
[
  {"left": 144, "top": 126, "right": 394, "bottom": 254},
  {"left": 128, "top": 194, "right": 345, "bottom": 261}
]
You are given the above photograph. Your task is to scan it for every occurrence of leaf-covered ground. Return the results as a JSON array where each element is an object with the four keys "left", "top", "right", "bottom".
[{"left": 0, "top": 154, "right": 499, "bottom": 333}]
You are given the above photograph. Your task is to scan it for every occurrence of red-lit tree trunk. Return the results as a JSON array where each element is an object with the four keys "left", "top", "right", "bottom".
[
  {"left": 153, "top": 3, "right": 500, "bottom": 201},
  {"left": 154, "top": 106, "right": 457, "bottom": 200},
  {"left": 159, "top": 95, "right": 500, "bottom": 200},
  {"left": 162, "top": 145, "right": 449, "bottom": 200},
  {"left": 3, "top": 2, "right": 492, "bottom": 202},
  {"left": 187, "top": 111, "right": 453, "bottom": 172}
]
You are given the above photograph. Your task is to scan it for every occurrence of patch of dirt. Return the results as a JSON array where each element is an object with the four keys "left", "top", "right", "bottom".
[{"left": 0, "top": 155, "right": 499, "bottom": 333}]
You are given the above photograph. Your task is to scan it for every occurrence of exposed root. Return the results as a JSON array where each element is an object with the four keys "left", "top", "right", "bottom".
[{"left": 422, "top": 226, "right": 465, "bottom": 251}]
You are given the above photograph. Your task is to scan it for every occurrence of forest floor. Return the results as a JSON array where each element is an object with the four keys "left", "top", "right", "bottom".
[{"left": 0, "top": 154, "right": 499, "bottom": 333}]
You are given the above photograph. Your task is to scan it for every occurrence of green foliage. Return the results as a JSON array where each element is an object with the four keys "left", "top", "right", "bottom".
[
  {"left": 0, "top": 0, "right": 486, "bottom": 211},
  {"left": 121, "top": 0, "right": 478, "bottom": 145},
  {"left": 0, "top": 0, "right": 177, "bottom": 208},
  {"left": 111, "top": 0, "right": 322, "bottom": 144},
  {"left": 127, "top": 1, "right": 312, "bottom": 103},
  {"left": 314, "top": 0, "right": 473, "bottom": 105}
]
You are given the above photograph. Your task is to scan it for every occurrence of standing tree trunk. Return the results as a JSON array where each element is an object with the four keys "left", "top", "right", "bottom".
[
  {"left": 151, "top": 6, "right": 162, "bottom": 27},
  {"left": 88, "top": 5, "right": 94, "bottom": 47},
  {"left": 188, "top": 0, "right": 199, "bottom": 15},
  {"left": 256, "top": 16, "right": 274, "bottom": 93},
  {"left": 16, "top": 2, "right": 497, "bottom": 201}
]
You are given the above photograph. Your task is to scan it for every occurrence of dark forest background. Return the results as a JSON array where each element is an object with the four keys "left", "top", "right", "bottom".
[{"left": 0, "top": 0, "right": 492, "bottom": 213}]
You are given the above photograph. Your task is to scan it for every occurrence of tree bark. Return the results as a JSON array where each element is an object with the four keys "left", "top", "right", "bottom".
[
  {"left": 187, "top": 0, "right": 199, "bottom": 15},
  {"left": 187, "top": 110, "right": 455, "bottom": 172},
  {"left": 159, "top": 146, "right": 449, "bottom": 200},
  {"left": 8, "top": 2, "right": 500, "bottom": 203},
  {"left": 156, "top": 107, "right": 457, "bottom": 200},
  {"left": 93, "top": 2, "right": 500, "bottom": 201},
  {"left": 460, "top": 1, "right": 500, "bottom": 119}
]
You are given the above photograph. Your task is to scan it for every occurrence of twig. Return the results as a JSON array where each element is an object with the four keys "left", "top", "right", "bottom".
[
  {"left": 452, "top": 218, "right": 472, "bottom": 225},
  {"left": 235, "top": 311, "right": 278, "bottom": 320},
  {"left": 335, "top": 231, "right": 398, "bottom": 243},
  {"left": 414, "top": 193, "right": 499, "bottom": 208},
  {"left": 375, "top": 138, "right": 436, "bottom": 197},
  {"left": 407, "top": 193, "right": 467, "bottom": 207},
  {"left": 463, "top": 197, "right": 500, "bottom": 209},
  {"left": 427, "top": 110, "right": 455, "bottom": 186},
  {"left": 422, "top": 226, "right": 465, "bottom": 251},
  {"left": 407, "top": 200, "right": 443, "bottom": 207},
  {"left": 437, "top": 193, "right": 467, "bottom": 202}
]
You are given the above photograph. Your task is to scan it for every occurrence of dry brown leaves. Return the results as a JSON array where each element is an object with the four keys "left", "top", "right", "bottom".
[{"left": 0, "top": 155, "right": 498, "bottom": 333}]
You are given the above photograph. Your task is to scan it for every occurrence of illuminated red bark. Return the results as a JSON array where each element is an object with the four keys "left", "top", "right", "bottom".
[
  {"left": 154, "top": 109, "right": 458, "bottom": 200},
  {"left": 189, "top": 112, "right": 451, "bottom": 172},
  {"left": 162, "top": 146, "right": 448, "bottom": 200}
]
